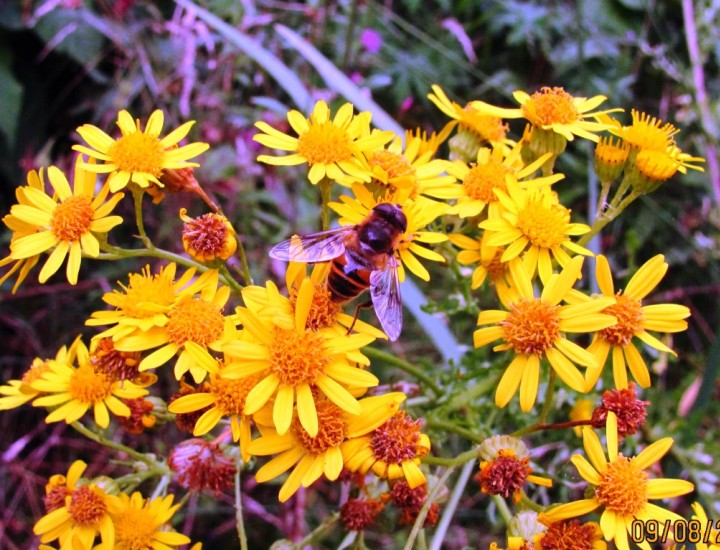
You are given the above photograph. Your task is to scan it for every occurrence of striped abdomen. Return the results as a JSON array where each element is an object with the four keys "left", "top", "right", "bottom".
[{"left": 327, "top": 252, "right": 372, "bottom": 304}]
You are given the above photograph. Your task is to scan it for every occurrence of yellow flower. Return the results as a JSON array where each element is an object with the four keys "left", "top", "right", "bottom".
[
  {"left": 427, "top": 84, "right": 512, "bottom": 151},
  {"left": 534, "top": 519, "right": 607, "bottom": 550},
  {"left": 7, "top": 157, "right": 124, "bottom": 285},
  {"left": 342, "top": 409, "right": 431, "bottom": 489},
  {"left": 223, "top": 278, "right": 378, "bottom": 438},
  {"left": 690, "top": 502, "right": 720, "bottom": 550},
  {"left": 33, "top": 460, "right": 123, "bottom": 550},
  {"left": 111, "top": 269, "right": 231, "bottom": 383},
  {"left": 86, "top": 262, "right": 210, "bottom": 341},
  {"left": 356, "top": 132, "right": 457, "bottom": 203},
  {"left": 111, "top": 492, "right": 191, "bottom": 550},
  {"left": 167, "top": 317, "right": 259, "bottom": 461},
  {"left": 573, "top": 255, "right": 691, "bottom": 390},
  {"left": 480, "top": 180, "right": 593, "bottom": 283},
  {"left": 0, "top": 168, "right": 47, "bottom": 293},
  {"left": 446, "top": 143, "right": 564, "bottom": 219},
  {"left": 472, "top": 87, "right": 617, "bottom": 143},
  {"left": 330, "top": 184, "right": 448, "bottom": 281},
  {"left": 541, "top": 412, "right": 694, "bottom": 550},
  {"left": 249, "top": 392, "right": 406, "bottom": 502},
  {"left": 569, "top": 398, "right": 596, "bottom": 437},
  {"left": 179, "top": 207, "right": 237, "bottom": 262},
  {"left": 474, "top": 257, "right": 617, "bottom": 412},
  {"left": 253, "top": 100, "right": 393, "bottom": 185},
  {"left": 449, "top": 232, "right": 509, "bottom": 291},
  {"left": 0, "top": 338, "right": 80, "bottom": 411},
  {"left": 30, "top": 338, "right": 148, "bottom": 428},
  {"left": 74, "top": 109, "right": 210, "bottom": 192}
]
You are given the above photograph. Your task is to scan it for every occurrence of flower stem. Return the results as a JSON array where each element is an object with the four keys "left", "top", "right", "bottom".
[
  {"left": 429, "top": 459, "right": 476, "bottom": 550},
  {"left": 422, "top": 448, "right": 478, "bottom": 467},
  {"left": 363, "top": 346, "right": 443, "bottom": 398},
  {"left": 425, "top": 418, "right": 486, "bottom": 444},
  {"left": 404, "top": 466, "right": 455, "bottom": 550},
  {"left": 319, "top": 177, "right": 333, "bottom": 231},
  {"left": 235, "top": 458, "right": 249, "bottom": 550},
  {"left": 130, "top": 186, "right": 150, "bottom": 246},
  {"left": 538, "top": 368, "right": 556, "bottom": 425},
  {"left": 233, "top": 234, "right": 253, "bottom": 286}
]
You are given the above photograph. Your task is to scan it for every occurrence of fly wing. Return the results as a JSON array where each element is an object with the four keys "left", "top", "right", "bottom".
[
  {"left": 369, "top": 255, "right": 403, "bottom": 341},
  {"left": 269, "top": 226, "right": 352, "bottom": 263}
]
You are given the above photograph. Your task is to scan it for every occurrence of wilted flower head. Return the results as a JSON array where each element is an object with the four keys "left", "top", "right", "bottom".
[
  {"left": 168, "top": 438, "right": 236, "bottom": 494},
  {"left": 180, "top": 208, "right": 237, "bottom": 263},
  {"left": 591, "top": 382, "right": 648, "bottom": 438},
  {"left": 340, "top": 497, "right": 385, "bottom": 531}
]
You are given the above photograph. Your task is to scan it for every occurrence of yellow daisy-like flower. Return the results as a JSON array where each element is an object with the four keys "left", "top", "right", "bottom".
[
  {"left": 342, "top": 409, "right": 431, "bottom": 489},
  {"left": 689, "top": 502, "right": 720, "bottom": 550},
  {"left": 104, "top": 268, "right": 230, "bottom": 383},
  {"left": 110, "top": 492, "right": 191, "bottom": 550},
  {"left": 33, "top": 460, "right": 123, "bottom": 550},
  {"left": 242, "top": 263, "right": 386, "bottom": 339},
  {"left": 30, "top": 338, "right": 148, "bottom": 428},
  {"left": 0, "top": 338, "right": 80, "bottom": 411},
  {"left": 474, "top": 257, "right": 617, "bottom": 412},
  {"left": 427, "top": 84, "right": 512, "bottom": 152},
  {"left": 7, "top": 157, "right": 124, "bottom": 285},
  {"left": 541, "top": 412, "right": 694, "bottom": 550},
  {"left": 573, "top": 254, "right": 691, "bottom": 391},
  {"left": 472, "top": 87, "right": 617, "bottom": 143},
  {"left": 480, "top": 179, "right": 593, "bottom": 283},
  {"left": 249, "top": 392, "right": 406, "bottom": 502},
  {"left": 329, "top": 184, "right": 449, "bottom": 281},
  {"left": 0, "top": 168, "right": 48, "bottom": 293},
  {"left": 356, "top": 132, "right": 457, "bottom": 203},
  {"left": 74, "top": 109, "right": 210, "bottom": 193},
  {"left": 86, "top": 263, "right": 210, "bottom": 341},
  {"left": 253, "top": 100, "right": 393, "bottom": 185},
  {"left": 449, "top": 232, "right": 509, "bottom": 291},
  {"left": 447, "top": 143, "right": 564, "bottom": 219},
  {"left": 223, "top": 278, "right": 378, "bottom": 438},
  {"left": 167, "top": 317, "right": 259, "bottom": 461}
]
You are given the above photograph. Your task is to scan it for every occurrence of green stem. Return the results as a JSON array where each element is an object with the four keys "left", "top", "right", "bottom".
[
  {"left": 577, "top": 189, "right": 641, "bottom": 247},
  {"left": 235, "top": 458, "right": 249, "bottom": 550},
  {"left": 342, "top": 0, "right": 360, "bottom": 71},
  {"left": 425, "top": 418, "right": 485, "bottom": 444},
  {"left": 404, "top": 466, "right": 455, "bottom": 550},
  {"left": 131, "top": 186, "right": 150, "bottom": 246},
  {"left": 319, "top": 177, "right": 333, "bottom": 231},
  {"left": 233, "top": 235, "right": 253, "bottom": 286},
  {"left": 492, "top": 495, "right": 513, "bottom": 525},
  {"left": 71, "top": 421, "right": 169, "bottom": 471},
  {"left": 290, "top": 512, "right": 339, "bottom": 549},
  {"left": 421, "top": 448, "right": 477, "bottom": 467},
  {"left": 363, "top": 346, "right": 443, "bottom": 398},
  {"left": 538, "top": 368, "right": 556, "bottom": 426}
]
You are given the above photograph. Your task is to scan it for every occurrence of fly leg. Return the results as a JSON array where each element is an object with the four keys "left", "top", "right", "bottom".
[{"left": 347, "top": 300, "right": 373, "bottom": 335}]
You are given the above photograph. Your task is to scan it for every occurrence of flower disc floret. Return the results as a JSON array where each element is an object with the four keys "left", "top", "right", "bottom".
[
  {"left": 293, "top": 400, "right": 346, "bottom": 455},
  {"left": 270, "top": 327, "right": 328, "bottom": 385},
  {"left": 464, "top": 161, "right": 508, "bottom": 202},
  {"left": 108, "top": 132, "right": 166, "bottom": 176},
  {"left": 371, "top": 411, "right": 421, "bottom": 464},
  {"left": 595, "top": 456, "right": 648, "bottom": 515},
  {"left": 502, "top": 298, "right": 561, "bottom": 356},
  {"left": 296, "top": 122, "right": 353, "bottom": 164},
  {"left": 517, "top": 200, "right": 570, "bottom": 249},
  {"left": 69, "top": 486, "right": 107, "bottom": 526},
  {"left": 166, "top": 297, "right": 224, "bottom": 347},
  {"left": 598, "top": 294, "right": 643, "bottom": 347},
  {"left": 522, "top": 87, "right": 579, "bottom": 126}
]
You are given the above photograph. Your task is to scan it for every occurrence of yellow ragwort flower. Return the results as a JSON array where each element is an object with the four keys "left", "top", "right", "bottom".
[
  {"left": 253, "top": 100, "right": 393, "bottom": 185},
  {"left": 474, "top": 257, "right": 617, "bottom": 412},
  {"left": 223, "top": 278, "right": 378, "bottom": 438},
  {"left": 249, "top": 392, "right": 406, "bottom": 502},
  {"left": 342, "top": 409, "right": 431, "bottom": 489},
  {"left": 110, "top": 492, "right": 191, "bottom": 550},
  {"left": 7, "top": 157, "right": 124, "bottom": 285},
  {"left": 573, "top": 254, "right": 691, "bottom": 390},
  {"left": 541, "top": 412, "right": 694, "bottom": 550},
  {"left": 690, "top": 502, "right": 720, "bottom": 550},
  {"left": 472, "top": 87, "right": 617, "bottom": 143},
  {"left": 30, "top": 338, "right": 148, "bottom": 428},
  {"left": 330, "top": 184, "right": 448, "bottom": 281},
  {"left": 33, "top": 460, "right": 123, "bottom": 550},
  {"left": 480, "top": 180, "right": 593, "bottom": 283},
  {"left": 449, "top": 231, "right": 510, "bottom": 291},
  {"left": 74, "top": 109, "right": 209, "bottom": 192}
]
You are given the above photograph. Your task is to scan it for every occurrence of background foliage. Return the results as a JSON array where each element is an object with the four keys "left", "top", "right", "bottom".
[{"left": 1, "top": 0, "right": 719, "bottom": 548}]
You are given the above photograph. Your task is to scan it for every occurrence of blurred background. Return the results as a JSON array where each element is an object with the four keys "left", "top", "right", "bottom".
[{"left": 0, "top": 0, "right": 718, "bottom": 548}]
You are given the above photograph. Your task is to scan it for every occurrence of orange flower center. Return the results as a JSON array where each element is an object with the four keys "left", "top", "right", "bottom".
[
  {"left": 209, "top": 373, "right": 260, "bottom": 416},
  {"left": 296, "top": 122, "right": 353, "bottom": 165},
  {"left": 22, "top": 358, "right": 52, "bottom": 385},
  {"left": 484, "top": 249, "right": 508, "bottom": 282},
  {"left": 595, "top": 455, "right": 648, "bottom": 515},
  {"left": 540, "top": 520, "right": 600, "bottom": 550},
  {"left": 113, "top": 501, "right": 157, "bottom": 548},
  {"left": 270, "top": 327, "right": 328, "bottom": 385},
  {"left": 599, "top": 294, "right": 643, "bottom": 347},
  {"left": 166, "top": 297, "right": 224, "bottom": 347},
  {"left": 50, "top": 195, "right": 94, "bottom": 242},
  {"left": 501, "top": 298, "right": 561, "bottom": 355},
  {"left": 622, "top": 110, "right": 678, "bottom": 152},
  {"left": 369, "top": 150, "right": 416, "bottom": 181},
  {"left": 476, "top": 449, "right": 531, "bottom": 499},
  {"left": 68, "top": 365, "right": 113, "bottom": 404},
  {"left": 463, "top": 159, "right": 508, "bottom": 202},
  {"left": 522, "top": 87, "right": 579, "bottom": 127},
  {"left": 370, "top": 411, "right": 421, "bottom": 464},
  {"left": 289, "top": 282, "right": 340, "bottom": 331},
  {"left": 293, "top": 400, "right": 346, "bottom": 454},
  {"left": 68, "top": 485, "right": 107, "bottom": 526},
  {"left": 461, "top": 106, "right": 508, "bottom": 142},
  {"left": 517, "top": 197, "right": 570, "bottom": 249},
  {"left": 108, "top": 266, "right": 177, "bottom": 319},
  {"left": 108, "top": 131, "right": 166, "bottom": 176}
]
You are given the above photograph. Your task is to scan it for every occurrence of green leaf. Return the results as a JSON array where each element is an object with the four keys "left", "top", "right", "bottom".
[{"left": 0, "top": 47, "right": 22, "bottom": 147}]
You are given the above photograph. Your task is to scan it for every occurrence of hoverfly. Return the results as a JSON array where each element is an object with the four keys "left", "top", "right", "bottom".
[{"left": 269, "top": 203, "right": 407, "bottom": 341}]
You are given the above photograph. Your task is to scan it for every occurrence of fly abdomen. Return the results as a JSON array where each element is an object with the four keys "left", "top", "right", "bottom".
[{"left": 327, "top": 256, "right": 371, "bottom": 303}]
